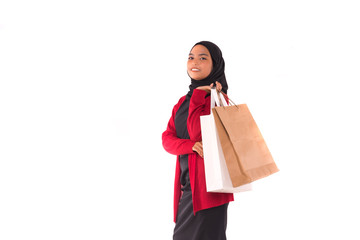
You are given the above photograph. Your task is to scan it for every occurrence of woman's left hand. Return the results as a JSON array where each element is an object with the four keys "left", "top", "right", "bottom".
[{"left": 196, "top": 81, "right": 222, "bottom": 93}]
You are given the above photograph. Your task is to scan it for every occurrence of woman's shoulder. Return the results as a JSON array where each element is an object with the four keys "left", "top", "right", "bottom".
[
  {"left": 172, "top": 95, "right": 187, "bottom": 111},
  {"left": 177, "top": 95, "right": 187, "bottom": 104}
]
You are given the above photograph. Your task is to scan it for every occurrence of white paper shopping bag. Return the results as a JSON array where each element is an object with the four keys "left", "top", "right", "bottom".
[{"left": 200, "top": 88, "right": 252, "bottom": 193}]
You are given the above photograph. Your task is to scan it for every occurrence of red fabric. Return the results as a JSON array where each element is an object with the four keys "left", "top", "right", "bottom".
[{"left": 162, "top": 89, "right": 234, "bottom": 223}]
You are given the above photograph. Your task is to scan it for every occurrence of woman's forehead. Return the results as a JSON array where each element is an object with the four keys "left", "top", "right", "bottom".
[{"left": 189, "top": 44, "right": 211, "bottom": 55}]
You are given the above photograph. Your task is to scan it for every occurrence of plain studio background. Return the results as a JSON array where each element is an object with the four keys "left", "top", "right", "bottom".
[{"left": 0, "top": 0, "right": 359, "bottom": 239}]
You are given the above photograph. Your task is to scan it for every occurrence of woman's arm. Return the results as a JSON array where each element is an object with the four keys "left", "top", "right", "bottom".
[
  {"left": 187, "top": 89, "right": 211, "bottom": 142},
  {"left": 187, "top": 82, "right": 226, "bottom": 142},
  {"left": 162, "top": 98, "right": 196, "bottom": 156}
]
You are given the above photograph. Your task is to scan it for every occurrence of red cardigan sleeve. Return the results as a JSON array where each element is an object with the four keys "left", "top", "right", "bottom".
[
  {"left": 187, "top": 89, "right": 230, "bottom": 142},
  {"left": 187, "top": 89, "right": 211, "bottom": 142},
  {"left": 162, "top": 96, "right": 196, "bottom": 155}
]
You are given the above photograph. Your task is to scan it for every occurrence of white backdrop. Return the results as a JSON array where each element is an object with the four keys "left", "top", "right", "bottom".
[{"left": 1, "top": 0, "right": 360, "bottom": 239}]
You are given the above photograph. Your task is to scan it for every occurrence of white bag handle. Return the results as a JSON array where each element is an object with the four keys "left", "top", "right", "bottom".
[{"left": 210, "top": 88, "right": 229, "bottom": 109}]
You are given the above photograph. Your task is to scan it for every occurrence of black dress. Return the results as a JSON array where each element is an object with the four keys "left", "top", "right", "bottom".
[{"left": 173, "top": 94, "right": 229, "bottom": 240}]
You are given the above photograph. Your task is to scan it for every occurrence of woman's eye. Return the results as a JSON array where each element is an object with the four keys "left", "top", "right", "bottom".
[
  {"left": 200, "top": 57, "right": 207, "bottom": 60},
  {"left": 188, "top": 57, "right": 194, "bottom": 60}
]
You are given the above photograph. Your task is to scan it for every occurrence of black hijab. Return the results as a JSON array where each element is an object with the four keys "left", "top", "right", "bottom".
[{"left": 187, "top": 41, "right": 228, "bottom": 96}]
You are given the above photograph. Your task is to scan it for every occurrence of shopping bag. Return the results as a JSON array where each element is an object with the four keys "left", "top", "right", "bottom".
[
  {"left": 200, "top": 88, "right": 252, "bottom": 193},
  {"left": 212, "top": 93, "right": 279, "bottom": 187}
]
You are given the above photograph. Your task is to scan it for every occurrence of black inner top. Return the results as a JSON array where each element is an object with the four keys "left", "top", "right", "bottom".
[{"left": 174, "top": 95, "right": 191, "bottom": 191}]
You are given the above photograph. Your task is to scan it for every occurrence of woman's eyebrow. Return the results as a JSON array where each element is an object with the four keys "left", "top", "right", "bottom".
[{"left": 188, "top": 53, "right": 209, "bottom": 56}]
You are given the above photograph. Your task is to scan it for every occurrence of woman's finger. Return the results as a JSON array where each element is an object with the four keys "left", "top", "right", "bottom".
[
  {"left": 216, "top": 81, "right": 222, "bottom": 92},
  {"left": 198, "top": 142, "right": 203, "bottom": 157},
  {"left": 192, "top": 142, "right": 204, "bottom": 157}
]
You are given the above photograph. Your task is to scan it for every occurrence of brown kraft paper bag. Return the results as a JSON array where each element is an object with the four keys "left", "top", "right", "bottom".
[{"left": 212, "top": 103, "right": 279, "bottom": 187}]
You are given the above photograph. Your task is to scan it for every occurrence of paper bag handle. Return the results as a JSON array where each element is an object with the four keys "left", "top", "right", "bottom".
[
  {"left": 219, "top": 91, "right": 238, "bottom": 107},
  {"left": 210, "top": 87, "right": 228, "bottom": 109},
  {"left": 210, "top": 88, "right": 239, "bottom": 110}
]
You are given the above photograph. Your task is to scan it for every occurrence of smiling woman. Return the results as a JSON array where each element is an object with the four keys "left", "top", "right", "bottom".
[
  {"left": 187, "top": 45, "right": 213, "bottom": 80},
  {"left": 162, "top": 41, "right": 232, "bottom": 240}
]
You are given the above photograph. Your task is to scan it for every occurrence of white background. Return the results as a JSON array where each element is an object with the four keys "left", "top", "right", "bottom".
[{"left": 1, "top": 0, "right": 359, "bottom": 239}]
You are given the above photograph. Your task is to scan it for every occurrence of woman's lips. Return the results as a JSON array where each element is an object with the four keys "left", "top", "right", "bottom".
[{"left": 191, "top": 68, "right": 200, "bottom": 72}]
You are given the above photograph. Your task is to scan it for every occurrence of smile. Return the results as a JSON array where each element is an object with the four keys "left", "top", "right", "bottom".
[{"left": 191, "top": 68, "right": 200, "bottom": 72}]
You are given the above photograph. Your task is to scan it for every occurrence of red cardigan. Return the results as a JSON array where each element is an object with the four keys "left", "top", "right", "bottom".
[{"left": 162, "top": 89, "right": 234, "bottom": 223}]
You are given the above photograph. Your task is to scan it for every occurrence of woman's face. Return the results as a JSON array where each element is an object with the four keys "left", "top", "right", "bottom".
[{"left": 187, "top": 44, "right": 213, "bottom": 80}]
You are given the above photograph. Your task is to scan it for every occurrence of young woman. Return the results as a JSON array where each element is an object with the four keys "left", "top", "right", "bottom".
[{"left": 162, "top": 41, "right": 234, "bottom": 240}]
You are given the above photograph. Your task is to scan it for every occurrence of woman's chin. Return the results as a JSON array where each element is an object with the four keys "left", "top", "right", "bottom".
[{"left": 189, "top": 75, "right": 204, "bottom": 81}]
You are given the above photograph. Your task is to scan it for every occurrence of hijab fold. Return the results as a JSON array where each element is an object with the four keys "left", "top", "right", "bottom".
[{"left": 187, "top": 41, "right": 228, "bottom": 96}]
